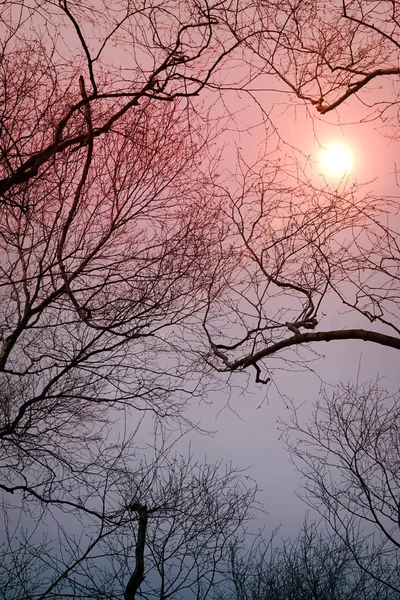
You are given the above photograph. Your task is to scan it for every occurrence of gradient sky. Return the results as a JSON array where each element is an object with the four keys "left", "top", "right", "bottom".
[
  {"left": 2, "top": 2, "right": 400, "bottom": 596},
  {"left": 178, "top": 75, "right": 400, "bottom": 539}
]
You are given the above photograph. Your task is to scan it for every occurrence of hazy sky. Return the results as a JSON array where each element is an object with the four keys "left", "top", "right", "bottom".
[
  {"left": 3, "top": 3, "right": 400, "bottom": 596},
  {"left": 178, "top": 78, "right": 400, "bottom": 540}
]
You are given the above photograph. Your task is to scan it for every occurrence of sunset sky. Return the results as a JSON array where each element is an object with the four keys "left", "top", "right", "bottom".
[
  {"left": 2, "top": 1, "right": 400, "bottom": 597},
  {"left": 182, "top": 57, "right": 400, "bottom": 537}
]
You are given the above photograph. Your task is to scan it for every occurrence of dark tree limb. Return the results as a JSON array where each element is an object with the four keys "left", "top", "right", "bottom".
[
  {"left": 211, "top": 329, "right": 400, "bottom": 381},
  {"left": 124, "top": 503, "right": 149, "bottom": 600}
]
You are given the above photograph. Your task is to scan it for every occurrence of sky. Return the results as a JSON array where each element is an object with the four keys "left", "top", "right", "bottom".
[
  {"left": 2, "top": 1, "right": 400, "bottom": 597},
  {"left": 178, "top": 73, "right": 400, "bottom": 539}
]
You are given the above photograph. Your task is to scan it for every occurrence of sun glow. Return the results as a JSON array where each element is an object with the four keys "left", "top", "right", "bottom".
[{"left": 319, "top": 142, "right": 354, "bottom": 178}]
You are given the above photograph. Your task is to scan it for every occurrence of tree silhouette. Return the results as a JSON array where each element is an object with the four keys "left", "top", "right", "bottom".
[
  {"left": 204, "top": 155, "right": 400, "bottom": 383},
  {"left": 0, "top": 442, "right": 258, "bottom": 600},
  {"left": 284, "top": 380, "right": 400, "bottom": 594},
  {"left": 2, "top": 1, "right": 400, "bottom": 597},
  {"left": 221, "top": 520, "right": 399, "bottom": 600},
  {"left": 244, "top": 1, "right": 400, "bottom": 120},
  {"left": 0, "top": 2, "right": 253, "bottom": 596},
  {"left": 202, "top": 1, "right": 400, "bottom": 384}
]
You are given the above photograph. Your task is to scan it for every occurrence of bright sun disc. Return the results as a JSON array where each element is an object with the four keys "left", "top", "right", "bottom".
[{"left": 319, "top": 142, "right": 353, "bottom": 178}]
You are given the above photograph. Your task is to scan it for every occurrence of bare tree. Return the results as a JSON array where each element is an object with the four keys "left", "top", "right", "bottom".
[
  {"left": 0, "top": 3, "right": 261, "bottom": 596},
  {"left": 202, "top": 152, "right": 400, "bottom": 384},
  {"left": 197, "top": 2, "right": 400, "bottom": 384},
  {"left": 131, "top": 452, "right": 257, "bottom": 600},
  {"left": 0, "top": 0, "right": 258, "bottom": 203},
  {"left": 4, "top": 3, "right": 400, "bottom": 396},
  {"left": 283, "top": 380, "right": 400, "bottom": 594},
  {"left": 218, "top": 519, "right": 399, "bottom": 600},
  {"left": 243, "top": 0, "right": 400, "bottom": 121},
  {"left": 4, "top": 1, "right": 400, "bottom": 597},
  {"left": 0, "top": 440, "right": 258, "bottom": 600},
  {"left": 0, "top": 0, "right": 247, "bottom": 511}
]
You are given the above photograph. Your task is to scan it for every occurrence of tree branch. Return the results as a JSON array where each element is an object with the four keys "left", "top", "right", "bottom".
[
  {"left": 124, "top": 503, "right": 149, "bottom": 600},
  {"left": 214, "top": 328, "right": 400, "bottom": 375}
]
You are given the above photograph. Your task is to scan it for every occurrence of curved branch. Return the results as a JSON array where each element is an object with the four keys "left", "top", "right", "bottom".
[
  {"left": 124, "top": 503, "right": 149, "bottom": 600},
  {"left": 317, "top": 67, "right": 400, "bottom": 114},
  {"left": 214, "top": 328, "right": 400, "bottom": 374}
]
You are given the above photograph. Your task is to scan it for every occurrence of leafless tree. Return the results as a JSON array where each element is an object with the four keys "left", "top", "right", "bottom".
[
  {"left": 0, "top": 0, "right": 250, "bottom": 511},
  {"left": 203, "top": 152, "right": 400, "bottom": 384},
  {"left": 0, "top": 3, "right": 264, "bottom": 597},
  {"left": 4, "top": 1, "right": 400, "bottom": 597},
  {"left": 218, "top": 519, "right": 399, "bottom": 600},
  {"left": 0, "top": 441, "right": 258, "bottom": 600},
  {"left": 283, "top": 380, "right": 400, "bottom": 594},
  {"left": 235, "top": 0, "right": 400, "bottom": 122},
  {"left": 121, "top": 448, "right": 258, "bottom": 600},
  {"left": 0, "top": 0, "right": 260, "bottom": 203},
  {"left": 198, "top": 2, "right": 400, "bottom": 384}
]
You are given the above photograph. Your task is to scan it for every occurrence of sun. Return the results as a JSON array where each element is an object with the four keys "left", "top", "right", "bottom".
[{"left": 319, "top": 142, "right": 354, "bottom": 178}]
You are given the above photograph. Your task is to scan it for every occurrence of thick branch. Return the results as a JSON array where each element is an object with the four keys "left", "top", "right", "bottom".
[
  {"left": 317, "top": 68, "right": 400, "bottom": 114},
  {"left": 124, "top": 503, "right": 149, "bottom": 600},
  {"left": 215, "top": 329, "right": 400, "bottom": 373}
]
